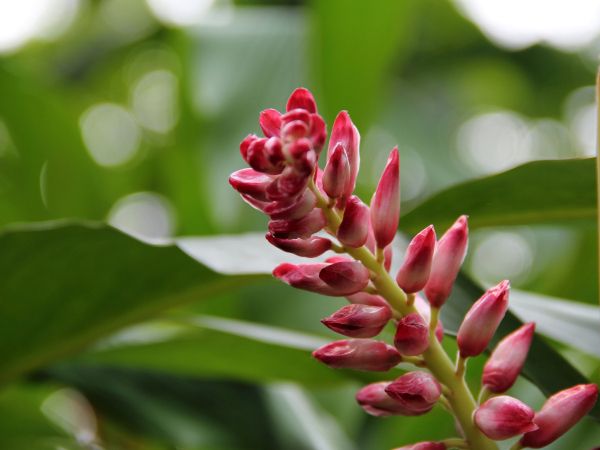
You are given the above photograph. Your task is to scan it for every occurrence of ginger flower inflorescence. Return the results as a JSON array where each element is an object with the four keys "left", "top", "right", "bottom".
[{"left": 229, "top": 88, "right": 598, "bottom": 450}]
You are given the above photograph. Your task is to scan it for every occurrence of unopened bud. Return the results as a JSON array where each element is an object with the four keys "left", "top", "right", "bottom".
[
  {"left": 394, "top": 313, "right": 430, "bottom": 356},
  {"left": 319, "top": 261, "right": 370, "bottom": 296},
  {"left": 229, "top": 168, "right": 273, "bottom": 202},
  {"left": 424, "top": 216, "right": 468, "bottom": 308},
  {"left": 266, "top": 234, "right": 331, "bottom": 258},
  {"left": 338, "top": 196, "right": 370, "bottom": 247},
  {"left": 323, "top": 144, "right": 350, "bottom": 199},
  {"left": 385, "top": 372, "right": 442, "bottom": 415},
  {"left": 309, "top": 114, "right": 326, "bottom": 152},
  {"left": 264, "top": 190, "right": 316, "bottom": 221},
  {"left": 328, "top": 111, "right": 360, "bottom": 198},
  {"left": 370, "top": 147, "right": 400, "bottom": 249},
  {"left": 240, "top": 134, "right": 258, "bottom": 161},
  {"left": 356, "top": 382, "right": 410, "bottom": 416},
  {"left": 322, "top": 304, "right": 391, "bottom": 338},
  {"left": 396, "top": 225, "right": 436, "bottom": 293},
  {"left": 259, "top": 109, "right": 281, "bottom": 137},
  {"left": 520, "top": 384, "right": 599, "bottom": 448},
  {"left": 268, "top": 209, "right": 326, "bottom": 239},
  {"left": 266, "top": 167, "right": 310, "bottom": 201},
  {"left": 313, "top": 339, "right": 401, "bottom": 371},
  {"left": 483, "top": 322, "right": 535, "bottom": 393},
  {"left": 393, "top": 443, "right": 446, "bottom": 450},
  {"left": 457, "top": 280, "right": 510, "bottom": 357},
  {"left": 474, "top": 396, "right": 537, "bottom": 440},
  {"left": 286, "top": 87, "right": 317, "bottom": 113}
]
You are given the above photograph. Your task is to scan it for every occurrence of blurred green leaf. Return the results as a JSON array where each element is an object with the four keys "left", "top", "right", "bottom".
[{"left": 400, "top": 158, "right": 596, "bottom": 233}]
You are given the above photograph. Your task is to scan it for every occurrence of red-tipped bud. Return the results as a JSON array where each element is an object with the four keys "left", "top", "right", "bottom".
[
  {"left": 319, "top": 261, "right": 370, "bottom": 296},
  {"left": 370, "top": 147, "right": 400, "bottom": 249},
  {"left": 266, "top": 234, "right": 331, "bottom": 258},
  {"left": 394, "top": 313, "right": 430, "bottom": 356},
  {"left": 393, "top": 443, "right": 446, "bottom": 450},
  {"left": 457, "top": 280, "right": 510, "bottom": 357},
  {"left": 273, "top": 262, "right": 334, "bottom": 295},
  {"left": 229, "top": 168, "right": 274, "bottom": 202},
  {"left": 268, "top": 209, "right": 326, "bottom": 239},
  {"left": 396, "top": 225, "right": 436, "bottom": 293},
  {"left": 323, "top": 144, "right": 350, "bottom": 199},
  {"left": 286, "top": 87, "right": 317, "bottom": 113},
  {"left": 424, "top": 216, "right": 468, "bottom": 308},
  {"left": 520, "top": 384, "right": 599, "bottom": 448},
  {"left": 309, "top": 114, "right": 327, "bottom": 152},
  {"left": 240, "top": 134, "right": 258, "bottom": 161},
  {"left": 328, "top": 111, "right": 360, "bottom": 198},
  {"left": 474, "top": 396, "right": 537, "bottom": 441},
  {"left": 385, "top": 372, "right": 442, "bottom": 415},
  {"left": 259, "top": 109, "right": 281, "bottom": 137},
  {"left": 346, "top": 292, "right": 389, "bottom": 307},
  {"left": 356, "top": 382, "right": 411, "bottom": 416},
  {"left": 322, "top": 304, "right": 392, "bottom": 338},
  {"left": 338, "top": 196, "right": 370, "bottom": 248},
  {"left": 414, "top": 296, "right": 444, "bottom": 342},
  {"left": 483, "top": 322, "right": 535, "bottom": 393},
  {"left": 313, "top": 339, "right": 401, "bottom": 371},
  {"left": 264, "top": 190, "right": 316, "bottom": 220}
]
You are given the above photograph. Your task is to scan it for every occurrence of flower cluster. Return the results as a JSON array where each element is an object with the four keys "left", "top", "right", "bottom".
[{"left": 229, "top": 88, "right": 598, "bottom": 450}]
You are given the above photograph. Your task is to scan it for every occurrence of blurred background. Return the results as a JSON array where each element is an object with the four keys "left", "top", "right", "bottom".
[{"left": 0, "top": 0, "right": 599, "bottom": 449}]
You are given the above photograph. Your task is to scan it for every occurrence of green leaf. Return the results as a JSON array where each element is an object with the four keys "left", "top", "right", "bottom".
[
  {"left": 0, "top": 222, "right": 259, "bottom": 385},
  {"left": 400, "top": 158, "right": 597, "bottom": 233}
]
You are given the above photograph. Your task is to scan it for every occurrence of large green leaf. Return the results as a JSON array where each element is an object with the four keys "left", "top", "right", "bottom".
[{"left": 400, "top": 158, "right": 596, "bottom": 233}]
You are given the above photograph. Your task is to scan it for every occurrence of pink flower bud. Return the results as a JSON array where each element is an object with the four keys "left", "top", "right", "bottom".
[
  {"left": 240, "top": 134, "right": 258, "bottom": 161},
  {"left": 338, "top": 196, "right": 370, "bottom": 248},
  {"left": 265, "top": 137, "right": 284, "bottom": 167},
  {"left": 346, "top": 292, "right": 389, "bottom": 307},
  {"left": 309, "top": 114, "right": 327, "bottom": 152},
  {"left": 322, "top": 304, "right": 392, "bottom": 338},
  {"left": 319, "top": 261, "right": 370, "bottom": 296},
  {"left": 370, "top": 147, "right": 400, "bottom": 249},
  {"left": 328, "top": 111, "right": 360, "bottom": 198},
  {"left": 229, "top": 168, "right": 274, "bottom": 202},
  {"left": 396, "top": 225, "right": 436, "bottom": 294},
  {"left": 268, "top": 208, "right": 326, "bottom": 239},
  {"left": 273, "top": 262, "right": 335, "bottom": 295},
  {"left": 414, "top": 296, "right": 444, "bottom": 342},
  {"left": 286, "top": 87, "right": 317, "bottom": 113},
  {"left": 281, "top": 108, "right": 311, "bottom": 127},
  {"left": 323, "top": 143, "right": 350, "bottom": 199},
  {"left": 520, "top": 384, "right": 599, "bottom": 448},
  {"left": 264, "top": 190, "right": 317, "bottom": 221},
  {"left": 424, "top": 216, "right": 468, "bottom": 308},
  {"left": 474, "top": 396, "right": 537, "bottom": 441},
  {"left": 266, "top": 167, "right": 310, "bottom": 201},
  {"left": 356, "top": 382, "right": 411, "bottom": 416},
  {"left": 288, "top": 139, "right": 316, "bottom": 174},
  {"left": 313, "top": 339, "right": 401, "bottom": 371},
  {"left": 265, "top": 234, "right": 331, "bottom": 258},
  {"left": 394, "top": 313, "right": 430, "bottom": 356},
  {"left": 483, "top": 322, "right": 535, "bottom": 393},
  {"left": 385, "top": 371, "right": 442, "bottom": 415},
  {"left": 246, "top": 138, "right": 274, "bottom": 173},
  {"left": 457, "top": 280, "right": 510, "bottom": 357},
  {"left": 393, "top": 443, "right": 446, "bottom": 450},
  {"left": 259, "top": 109, "right": 281, "bottom": 137}
]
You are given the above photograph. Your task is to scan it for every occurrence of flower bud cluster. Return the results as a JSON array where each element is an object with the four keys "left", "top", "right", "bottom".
[{"left": 230, "top": 88, "right": 598, "bottom": 449}]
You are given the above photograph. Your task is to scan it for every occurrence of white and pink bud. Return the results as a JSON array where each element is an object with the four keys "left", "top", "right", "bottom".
[
  {"left": 338, "top": 196, "right": 370, "bottom": 248},
  {"left": 328, "top": 111, "right": 360, "bottom": 198},
  {"left": 266, "top": 234, "right": 331, "bottom": 258},
  {"left": 322, "top": 143, "right": 350, "bottom": 199},
  {"left": 457, "top": 280, "right": 510, "bottom": 357},
  {"left": 394, "top": 313, "right": 430, "bottom": 356},
  {"left": 483, "top": 322, "right": 535, "bottom": 393},
  {"left": 319, "top": 261, "right": 370, "bottom": 296},
  {"left": 356, "top": 382, "right": 411, "bottom": 417},
  {"left": 520, "top": 384, "right": 599, "bottom": 448},
  {"left": 396, "top": 225, "right": 436, "bottom": 293},
  {"left": 321, "top": 304, "right": 392, "bottom": 338},
  {"left": 229, "top": 168, "right": 273, "bottom": 202},
  {"left": 259, "top": 109, "right": 282, "bottom": 138},
  {"left": 385, "top": 372, "right": 442, "bottom": 415},
  {"left": 313, "top": 339, "right": 401, "bottom": 371},
  {"left": 370, "top": 147, "right": 400, "bottom": 249},
  {"left": 474, "top": 396, "right": 537, "bottom": 441},
  {"left": 424, "top": 216, "right": 468, "bottom": 308},
  {"left": 393, "top": 443, "right": 446, "bottom": 450},
  {"left": 268, "top": 208, "right": 326, "bottom": 239}
]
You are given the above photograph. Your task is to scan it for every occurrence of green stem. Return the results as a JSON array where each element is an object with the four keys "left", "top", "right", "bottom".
[
  {"left": 509, "top": 442, "right": 524, "bottom": 450},
  {"left": 595, "top": 69, "right": 600, "bottom": 304},
  {"left": 477, "top": 386, "right": 494, "bottom": 405},
  {"left": 442, "top": 437, "right": 470, "bottom": 449},
  {"left": 309, "top": 182, "right": 498, "bottom": 450}
]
